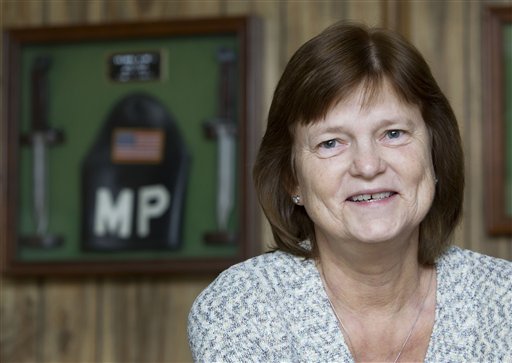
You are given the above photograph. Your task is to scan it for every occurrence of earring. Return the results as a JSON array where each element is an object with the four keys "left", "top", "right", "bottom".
[{"left": 292, "top": 195, "right": 301, "bottom": 205}]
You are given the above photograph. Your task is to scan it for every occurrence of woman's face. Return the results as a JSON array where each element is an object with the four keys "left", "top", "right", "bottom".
[{"left": 293, "top": 82, "right": 436, "bottom": 246}]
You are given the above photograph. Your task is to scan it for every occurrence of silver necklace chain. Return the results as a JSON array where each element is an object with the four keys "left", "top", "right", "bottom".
[{"left": 321, "top": 267, "right": 434, "bottom": 363}]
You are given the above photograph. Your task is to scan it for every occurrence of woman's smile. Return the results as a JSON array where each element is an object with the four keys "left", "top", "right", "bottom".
[{"left": 346, "top": 190, "right": 397, "bottom": 203}]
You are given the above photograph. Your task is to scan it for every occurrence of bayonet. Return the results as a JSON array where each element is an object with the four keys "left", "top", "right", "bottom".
[
  {"left": 203, "top": 47, "right": 237, "bottom": 244},
  {"left": 20, "top": 56, "right": 64, "bottom": 248}
]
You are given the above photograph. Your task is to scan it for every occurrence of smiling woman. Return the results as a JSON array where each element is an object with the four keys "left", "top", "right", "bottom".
[
  {"left": 188, "top": 22, "right": 512, "bottom": 362},
  {"left": 292, "top": 81, "right": 436, "bottom": 250},
  {"left": 255, "top": 24, "right": 463, "bottom": 265}
]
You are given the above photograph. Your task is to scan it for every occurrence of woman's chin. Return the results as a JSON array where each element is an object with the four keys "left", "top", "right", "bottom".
[{"left": 345, "top": 226, "right": 413, "bottom": 246}]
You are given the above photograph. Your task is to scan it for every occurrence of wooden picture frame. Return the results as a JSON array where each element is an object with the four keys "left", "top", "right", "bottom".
[
  {"left": 1, "top": 17, "right": 262, "bottom": 275},
  {"left": 483, "top": 5, "right": 512, "bottom": 236}
]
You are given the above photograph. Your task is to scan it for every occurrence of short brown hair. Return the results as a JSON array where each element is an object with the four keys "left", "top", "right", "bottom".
[{"left": 253, "top": 22, "right": 464, "bottom": 265}]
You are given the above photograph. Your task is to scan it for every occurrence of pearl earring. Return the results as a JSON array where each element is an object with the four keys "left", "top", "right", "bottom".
[{"left": 292, "top": 195, "right": 301, "bottom": 205}]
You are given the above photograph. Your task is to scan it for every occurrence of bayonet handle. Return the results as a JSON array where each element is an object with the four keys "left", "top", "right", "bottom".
[{"left": 31, "top": 56, "right": 52, "bottom": 131}]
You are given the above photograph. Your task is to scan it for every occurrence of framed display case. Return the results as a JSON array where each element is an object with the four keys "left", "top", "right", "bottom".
[{"left": 1, "top": 17, "right": 262, "bottom": 275}]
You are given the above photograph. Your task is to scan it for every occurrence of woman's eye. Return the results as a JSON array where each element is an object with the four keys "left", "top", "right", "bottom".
[
  {"left": 320, "top": 139, "right": 338, "bottom": 149},
  {"left": 386, "top": 130, "right": 403, "bottom": 139},
  {"left": 316, "top": 138, "right": 346, "bottom": 157}
]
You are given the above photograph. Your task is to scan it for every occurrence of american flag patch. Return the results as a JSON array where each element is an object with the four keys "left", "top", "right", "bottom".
[{"left": 111, "top": 128, "right": 164, "bottom": 164}]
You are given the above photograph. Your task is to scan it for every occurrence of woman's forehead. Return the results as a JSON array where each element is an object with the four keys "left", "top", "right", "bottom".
[
  {"left": 298, "top": 77, "right": 416, "bottom": 128},
  {"left": 313, "top": 83, "right": 417, "bottom": 128}
]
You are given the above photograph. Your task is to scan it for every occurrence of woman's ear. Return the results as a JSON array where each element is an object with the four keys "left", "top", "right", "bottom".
[{"left": 284, "top": 163, "right": 301, "bottom": 205}]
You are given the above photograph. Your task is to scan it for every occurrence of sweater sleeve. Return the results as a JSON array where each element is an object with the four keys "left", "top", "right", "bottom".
[{"left": 187, "top": 261, "right": 291, "bottom": 362}]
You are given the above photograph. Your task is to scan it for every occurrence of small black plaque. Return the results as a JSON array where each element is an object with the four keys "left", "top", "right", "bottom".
[{"left": 108, "top": 51, "right": 161, "bottom": 82}]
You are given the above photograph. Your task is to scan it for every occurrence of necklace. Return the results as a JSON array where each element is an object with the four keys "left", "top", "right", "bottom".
[{"left": 321, "top": 267, "right": 434, "bottom": 363}]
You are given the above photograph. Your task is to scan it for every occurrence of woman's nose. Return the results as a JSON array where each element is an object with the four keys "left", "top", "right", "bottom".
[{"left": 349, "top": 141, "right": 386, "bottom": 179}]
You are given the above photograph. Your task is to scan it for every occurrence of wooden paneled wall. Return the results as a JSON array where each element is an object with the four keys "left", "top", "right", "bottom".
[{"left": 1, "top": 1, "right": 510, "bottom": 362}]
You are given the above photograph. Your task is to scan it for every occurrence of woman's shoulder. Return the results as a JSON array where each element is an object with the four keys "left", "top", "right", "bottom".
[
  {"left": 187, "top": 250, "right": 315, "bottom": 361},
  {"left": 195, "top": 250, "right": 313, "bottom": 303},
  {"left": 432, "top": 248, "right": 512, "bottom": 359},
  {"left": 437, "top": 246, "right": 511, "bottom": 312},
  {"left": 438, "top": 246, "right": 512, "bottom": 283}
]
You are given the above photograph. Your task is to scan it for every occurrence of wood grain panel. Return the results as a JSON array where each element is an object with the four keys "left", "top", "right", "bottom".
[
  {"left": 344, "top": 0, "right": 383, "bottom": 27},
  {"left": 40, "top": 279, "right": 98, "bottom": 362},
  {"left": 462, "top": 0, "right": 482, "bottom": 253},
  {"left": 242, "top": 0, "right": 281, "bottom": 110},
  {"left": 46, "top": 0, "right": 89, "bottom": 24},
  {"left": 0, "top": 279, "right": 42, "bottom": 363},
  {"left": 84, "top": 0, "right": 105, "bottom": 24},
  {"left": 1, "top": 0, "right": 44, "bottom": 27},
  {"left": 99, "top": 279, "right": 147, "bottom": 363},
  {"left": 284, "top": 1, "right": 340, "bottom": 60},
  {"left": 382, "top": 0, "right": 410, "bottom": 35},
  {"left": 283, "top": 0, "right": 385, "bottom": 62},
  {"left": 99, "top": 277, "right": 211, "bottom": 363},
  {"left": 409, "top": 1, "right": 467, "bottom": 250}
]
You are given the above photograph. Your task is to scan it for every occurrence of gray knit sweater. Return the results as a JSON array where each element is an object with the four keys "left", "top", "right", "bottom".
[{"left": 188, "top": 247, "right": 512, "bottom": 362}]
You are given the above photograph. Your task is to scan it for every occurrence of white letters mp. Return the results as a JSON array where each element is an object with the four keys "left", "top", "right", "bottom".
[{"left": 93, "top": 184, "right": 170, "bottom": 238}]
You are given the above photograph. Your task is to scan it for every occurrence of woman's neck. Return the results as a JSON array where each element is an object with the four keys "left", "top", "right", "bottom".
[{"left": 316, "top": 230, "right": 426, "bottom": 314}]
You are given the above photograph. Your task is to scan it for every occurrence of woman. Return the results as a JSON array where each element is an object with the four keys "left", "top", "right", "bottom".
[{"left": 188, "top": 22, "right": 511, "bottom": 362}]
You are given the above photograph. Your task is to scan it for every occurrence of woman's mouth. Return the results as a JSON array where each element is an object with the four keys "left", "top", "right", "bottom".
[{"left": 348, "top": 191, "right": 397, "bottom": 202}]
